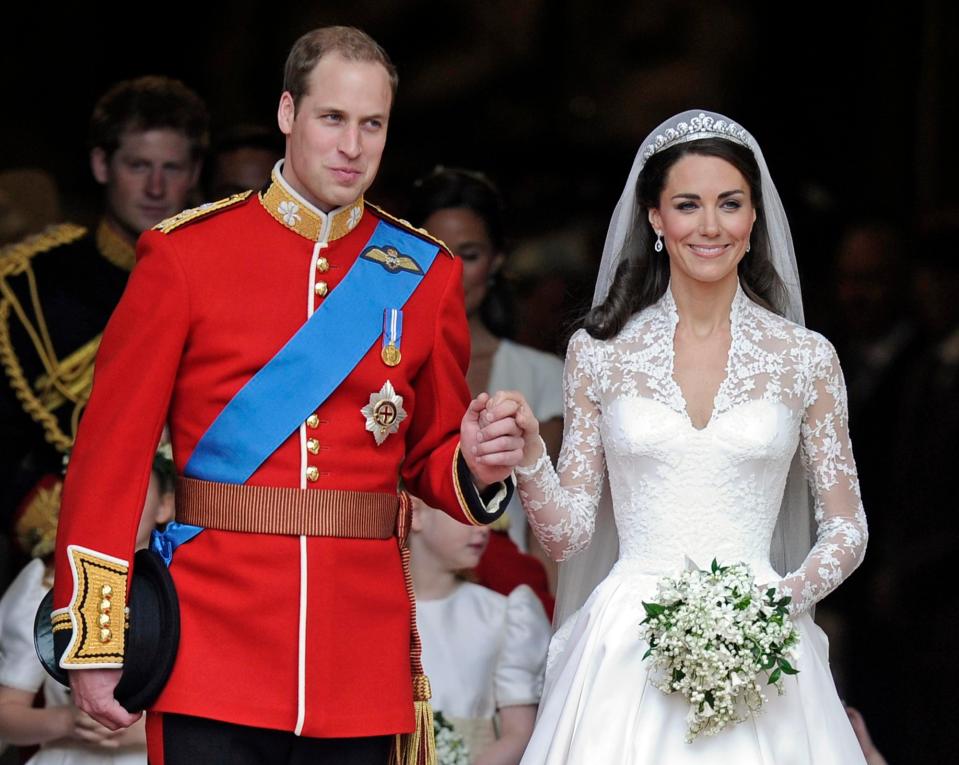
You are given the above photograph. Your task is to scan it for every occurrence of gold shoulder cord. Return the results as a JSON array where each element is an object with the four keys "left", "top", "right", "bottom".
[
  {"left": 365, "top": 203, "right": 453, "bottom": 257},
  {"left": 153, "top": 190, "right": 252, "bottom": 234},
  {"left": 0, "top": 224, "right": 92, "bottom": 451}
]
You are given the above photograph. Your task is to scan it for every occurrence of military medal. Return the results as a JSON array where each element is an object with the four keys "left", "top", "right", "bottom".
[
  {"left": 382, "top": 344, "right": 401, "bottom": 366},
  {"left": 381, "top": 308, "right": 403, "bottom": 367},
  {"left": 361, "top": 380, "right": 407, "bottom": 445}
]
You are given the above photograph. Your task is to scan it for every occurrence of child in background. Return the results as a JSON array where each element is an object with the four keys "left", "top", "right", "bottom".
[
  {"left": 409, "top": 496, "right": 550, "bottom": 765},
  {"left": 0, "top": 450, "right": 174, "bottom": 764}
]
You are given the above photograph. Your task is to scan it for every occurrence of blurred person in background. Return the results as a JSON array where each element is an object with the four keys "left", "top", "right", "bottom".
[
  {"left": 204, "top": 124, "right": 283, "bottom": 200},
  {"left": 409, "top": 167, "right": 563, "bottom": 616},
  {"left": 819, "top": 220, "right": 923, "bottom": 740},
  {"left": 409, "top": 496, "right": 549, "bottom": 764},
  {"left": 0, "top": 446, "right": 174, "bottom": 764},
  {"left": 833, "top": 221, "right": 919, "bottom": 430},
  {"left": 0, "top": 170, "right": 61, "bottom": 246},
  {"left": 0, "top": 76, "right": 207, "bottom": 592},
  {"left": 880, "top": 222, "right": 959, "bottom": 764}
]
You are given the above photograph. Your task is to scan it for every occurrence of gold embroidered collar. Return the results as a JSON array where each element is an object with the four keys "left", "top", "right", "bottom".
[
  {"left": 259, "top": 162, "right": 364, "bottom": 242},
  {"left": 96, "top": 219, "right": 136, "bottom": 272}
]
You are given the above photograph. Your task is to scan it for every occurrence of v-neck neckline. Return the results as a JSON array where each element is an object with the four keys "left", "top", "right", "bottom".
[{"left": 662, "top": 282, "right": 742, "bottom": 432}]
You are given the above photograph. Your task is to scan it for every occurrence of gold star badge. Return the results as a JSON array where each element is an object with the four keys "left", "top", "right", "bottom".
[{"left": 361, "top": 380, "right": 407, "bottom": 445}]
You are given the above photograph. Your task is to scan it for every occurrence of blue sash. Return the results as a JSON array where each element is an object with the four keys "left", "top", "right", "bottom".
[{"left": 184, "top": 220, "right": 441, "bottom": 485}]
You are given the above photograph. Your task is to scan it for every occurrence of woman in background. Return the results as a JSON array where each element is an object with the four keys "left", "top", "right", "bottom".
[{"left": 409, "top": 168, "right": 564, "bottom": 613}]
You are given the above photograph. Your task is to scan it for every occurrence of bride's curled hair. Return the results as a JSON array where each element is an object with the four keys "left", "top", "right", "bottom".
[{"left": 584, "top": 138, "right": 787, "bottom": 340}]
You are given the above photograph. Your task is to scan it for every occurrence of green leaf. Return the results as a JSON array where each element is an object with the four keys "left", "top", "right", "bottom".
[
  {"left": 778, "top": 658, "right": 798, "bottom": 675},
  {"left": 642, "top": 601, "right": 667, "bottom": 618},
  {"left": 711, "top": 558, "right": 720, "bottom": 573},
  {"left": 768, "top": 667, "right": 782, "bottom": 684},
  {"left": 642, "top": 648, "right": 652, "bottom": 660}
]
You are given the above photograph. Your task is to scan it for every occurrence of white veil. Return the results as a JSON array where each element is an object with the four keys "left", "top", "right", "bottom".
[{"left": 553, "top": 110, "right": 813, "bottom": 629}]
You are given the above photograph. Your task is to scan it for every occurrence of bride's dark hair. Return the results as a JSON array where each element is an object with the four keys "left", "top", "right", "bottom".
[{"left": 583, "top": 138, "right": 786, "bottom": 340}]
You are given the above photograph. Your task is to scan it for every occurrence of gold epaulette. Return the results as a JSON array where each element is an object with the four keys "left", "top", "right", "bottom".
[
  {"left": 0, "top": 223, "right": 87, "bottom": 278},
  {"left": 366, "top": 202, "right": 453, "bottom": 257},
  {"left": 153, "top": 190, "right": 252, "bottom": 234}
]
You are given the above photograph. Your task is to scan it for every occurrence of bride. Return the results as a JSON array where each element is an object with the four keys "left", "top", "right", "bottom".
[{"left": 480, "top": 111, "right": 869, "bottom": 763}]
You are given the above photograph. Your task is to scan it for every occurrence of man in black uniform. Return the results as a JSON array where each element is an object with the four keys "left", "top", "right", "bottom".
[{"left": 0, "top": 76, "right": 208, "bottom": 585}]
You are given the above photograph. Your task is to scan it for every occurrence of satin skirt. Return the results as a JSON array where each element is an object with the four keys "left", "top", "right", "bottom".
[{"left": 520, "top": 562, "right": 866, "bottom": 765}]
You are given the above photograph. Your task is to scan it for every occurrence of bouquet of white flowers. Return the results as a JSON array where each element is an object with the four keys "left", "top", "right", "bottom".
[
  {"left": 640, "top": 559, "right": 800, "bottom": 742},
  {"left": 433, "top": 711, "right": 470, "bottom": 765}
]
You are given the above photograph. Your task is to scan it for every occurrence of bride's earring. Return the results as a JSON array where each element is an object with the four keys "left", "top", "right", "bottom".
[
  {"left": 746, "top": 241, "right": 751, "bottom": 253},
  {"left": 654, "top": 232, "right": 664, "bottom": 253}
]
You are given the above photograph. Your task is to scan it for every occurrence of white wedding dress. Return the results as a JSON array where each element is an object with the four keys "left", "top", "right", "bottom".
[{"left": 517, "top": 285, "right": 868, "bottom": 764}]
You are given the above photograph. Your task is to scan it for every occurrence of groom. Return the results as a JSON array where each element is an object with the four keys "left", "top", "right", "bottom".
[{"left": 51, "top": 26, "right": 523, "bottom": 764}]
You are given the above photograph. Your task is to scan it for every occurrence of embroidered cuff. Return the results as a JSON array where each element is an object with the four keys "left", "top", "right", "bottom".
[
  {"left": 452, "top": 444, "right": 513, "bottom": 526},
  {"left": 515, "top": 436, "right": 550, "bottom": 478},
  {"left": 55, "top": 545, "right": 128, "bottom": 669}
]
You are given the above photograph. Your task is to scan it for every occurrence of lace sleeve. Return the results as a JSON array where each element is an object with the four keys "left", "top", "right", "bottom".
[
  {"left": 516, "top": 330, "right": 605, "bottom": 561},
  {"left": 778, "top": 338, "right": 868, "bottom": 615}
]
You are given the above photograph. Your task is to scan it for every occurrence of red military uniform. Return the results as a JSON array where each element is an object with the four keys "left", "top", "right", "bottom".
[{"left": 52, "top": 167, "right": 507, "bottom": 738}]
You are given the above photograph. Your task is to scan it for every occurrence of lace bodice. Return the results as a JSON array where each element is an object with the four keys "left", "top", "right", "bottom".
[{"left": 517, "top": 285, "right": 867, "bottom": 615}]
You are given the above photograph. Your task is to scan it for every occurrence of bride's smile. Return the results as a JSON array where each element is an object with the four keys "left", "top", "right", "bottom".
[{"left": 648, "top": 153, "right": 756, "bottom": 287}]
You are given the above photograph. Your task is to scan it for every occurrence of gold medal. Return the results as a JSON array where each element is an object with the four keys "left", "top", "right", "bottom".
[
  {"left": 381, "top": 309, "right": 403, "bottom": 368},
  {"left": 381, "top": 343, "right": 401, "bottom": 367}
]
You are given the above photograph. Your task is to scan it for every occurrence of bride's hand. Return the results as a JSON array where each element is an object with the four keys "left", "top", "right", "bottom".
[
  {"left": 487, "top": 390, "right": 543, "bottom": 468},
  {"left": 461, "top": 392, "right": 524, "bottom": 487}
]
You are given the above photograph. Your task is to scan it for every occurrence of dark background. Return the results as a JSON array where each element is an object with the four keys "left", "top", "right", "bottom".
[{"left": 1, "top": 2, "right": 955, "bottom": 327}]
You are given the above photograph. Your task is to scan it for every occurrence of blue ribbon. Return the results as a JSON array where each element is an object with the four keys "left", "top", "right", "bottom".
[
  {"left": 150, "top": 522, "right": 205, "bottom": 566},
  {"left": 382, "top": 308, "right": 403, "bottom": 356},
  {"left": 184, "top": 220, "right": 440, "bottom": 485}
]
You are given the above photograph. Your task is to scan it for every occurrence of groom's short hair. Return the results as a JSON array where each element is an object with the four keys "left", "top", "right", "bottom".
[{"left": 282, "top": 26, "right": 399, "bottom": 114}]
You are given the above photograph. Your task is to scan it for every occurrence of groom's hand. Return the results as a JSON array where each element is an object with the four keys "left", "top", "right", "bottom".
[
  {"left": 460, "top": 392, "right": 525, "bottom": 488},
  {"left": 69, "top": 668, "right": 142, "bottom": 731}
]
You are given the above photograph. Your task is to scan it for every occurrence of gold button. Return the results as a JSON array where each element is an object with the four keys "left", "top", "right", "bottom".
[
  {"left": 99, "top": 613, "right": 111, "bottom": 627},
  {"left": 101, "top": 584, "right": 112, "bottom": 597},
  {"left": 307, "top": 438, "right": 320, "bottom": 455},
  {"left": 314, "top": 281, "right": 328, "bottom": 297},
  {"left": 306, "top": 466, "right": 319, "bottom": 482},
  {"left": 316, "top": 256, "right": 329, "bottom": 273},
  {"left": 99, "top": 599, "right": 112, "bottom": 613},
  {"left": 100, "top": 627, "right": 112, "bottom": 643},
  {"left": 306, "top": 414, "right": 320, "bottom": 428}
]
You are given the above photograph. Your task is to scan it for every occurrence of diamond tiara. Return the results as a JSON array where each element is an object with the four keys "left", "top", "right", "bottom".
[{"left": 641, "top": 113, "right": 751, "bottom": 161}]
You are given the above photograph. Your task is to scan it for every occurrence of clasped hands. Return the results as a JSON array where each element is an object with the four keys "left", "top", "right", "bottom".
[{"left": 460, "top": 390, "right": 544, "bottom": 487}]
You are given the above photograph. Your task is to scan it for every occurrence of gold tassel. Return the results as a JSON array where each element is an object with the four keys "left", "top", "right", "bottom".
[
  {"left": 391, "top": 491, "right": 438, "bottom": 765},
  {"left": 389, "top": 676, "right": 436, "bottom": 765}
]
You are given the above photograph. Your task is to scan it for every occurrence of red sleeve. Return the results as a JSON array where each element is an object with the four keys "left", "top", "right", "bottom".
[
  {"left": 401, "top": 255, "right": 510, "bottom": 526},
  {"left": 51, "top": 231, "right": 189, "bottom": 667}
]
